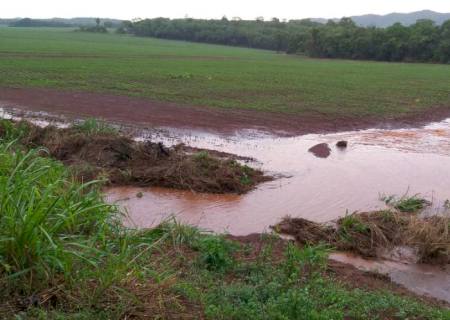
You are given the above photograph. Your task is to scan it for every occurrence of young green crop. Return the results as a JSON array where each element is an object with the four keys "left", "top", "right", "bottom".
[{"left": 0, "top": 27, "right": 449, "bottom": 119}]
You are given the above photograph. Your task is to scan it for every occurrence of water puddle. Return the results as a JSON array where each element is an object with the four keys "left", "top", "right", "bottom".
[
  {"left": 107, "top": 119, "right": 450, "bottom": 235},
  {"left": 330, "top": 252, "right": 450, "bottom": 303}
]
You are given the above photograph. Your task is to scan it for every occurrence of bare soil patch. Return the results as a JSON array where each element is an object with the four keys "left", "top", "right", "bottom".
[{"left": 2, "top": 87, "right": 450, "bottom": 136}]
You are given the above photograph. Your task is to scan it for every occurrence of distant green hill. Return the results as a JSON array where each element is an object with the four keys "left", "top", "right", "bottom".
[
  {"left": 350, "top": 10, "right": 450, "bottom": 27},
  {"left": 312, "top": 10, "right": 450, "bottom": 27}
]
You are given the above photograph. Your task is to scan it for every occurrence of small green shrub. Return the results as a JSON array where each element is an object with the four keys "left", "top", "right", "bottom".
[
  {"left": 72, "top": 118, "right": 118, "bottom": 135},
  {"left": 193, "top": 235, "right": 238, "bottom": 272},
  {"left": 382, "top": 194, "right": 430, "bottom": 213},
  {"left": 338, "top": 214, "right": 370, "bottom": 242}
]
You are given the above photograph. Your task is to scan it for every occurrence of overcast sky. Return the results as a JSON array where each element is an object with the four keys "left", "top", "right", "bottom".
[{"left": 3, "top": 0, "right": 450, "bottom": 20}]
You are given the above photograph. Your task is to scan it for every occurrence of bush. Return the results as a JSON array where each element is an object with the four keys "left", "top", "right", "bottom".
[{"left": 194, "top": 235, "right": 239, "bottom": 272}]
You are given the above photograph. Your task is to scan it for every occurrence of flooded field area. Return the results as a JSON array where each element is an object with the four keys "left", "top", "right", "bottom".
[
  {"left": 107, "top": 119, "right": 450, "bottom": 235},
  {"left": 2, "top": 105, "right": 449, "bottom": 303}
]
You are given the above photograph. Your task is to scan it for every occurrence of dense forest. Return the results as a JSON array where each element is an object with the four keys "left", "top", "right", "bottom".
[
  {"left": 121, "top": 18, "right": 450, "bottom": 63},
  {"left": 8, "top": 18, "right": 122, "bottom": 28}
]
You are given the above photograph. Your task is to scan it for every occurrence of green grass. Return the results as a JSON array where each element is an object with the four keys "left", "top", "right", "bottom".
[
  {"left": 0, "top": 142, "right": 119, "bottom": 292},
  {"left": 0, "top": 27, "right": 449, "bottom": 118}
]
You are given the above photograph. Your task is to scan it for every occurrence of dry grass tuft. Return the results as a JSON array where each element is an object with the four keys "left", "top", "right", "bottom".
[{"left": 406, "top": 215, "right": 450, "bottom": 264}]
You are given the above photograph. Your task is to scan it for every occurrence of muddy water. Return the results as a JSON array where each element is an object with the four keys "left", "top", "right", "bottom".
[
  {"left": 107, "top": 119, "right": 450, "bottom": 234},
  {"left": 330, "top": 252, "right": 450, "bottom": 303}
]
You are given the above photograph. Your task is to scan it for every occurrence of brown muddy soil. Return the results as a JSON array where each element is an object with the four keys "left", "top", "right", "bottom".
[
  {"left": 273, "top": 211, "right": 450, "bottom": 264},
  {"left": 2, "top": 87, "right": 450, "bottom": 136},
  {"left": 1, "top": 120, "right": 269, "bottom": 194}
]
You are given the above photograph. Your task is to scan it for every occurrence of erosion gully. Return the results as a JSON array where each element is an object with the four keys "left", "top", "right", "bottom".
[{"left": 2, "top": 106, "right": 449, "bottom": 304}]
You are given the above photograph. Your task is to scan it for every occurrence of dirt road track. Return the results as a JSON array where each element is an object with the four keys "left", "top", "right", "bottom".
[{"left": 1, "top": 87, "right": 449, "bottom": 135}]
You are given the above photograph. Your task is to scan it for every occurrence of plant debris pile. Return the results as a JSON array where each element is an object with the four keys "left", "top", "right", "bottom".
[
  {"left": 274, "top": 210, "right": 449, "bottom": 264},
  {"left": 0, "top": 120, "right": 269, "bottom": 193}
]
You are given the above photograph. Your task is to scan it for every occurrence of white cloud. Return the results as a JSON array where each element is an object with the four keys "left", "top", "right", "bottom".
[{"left": 2, "top": 0, "right": 449, "bottom": 20}]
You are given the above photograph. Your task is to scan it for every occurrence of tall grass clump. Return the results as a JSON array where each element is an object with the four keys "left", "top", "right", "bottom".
[{"left": 0, "top": 141, "right": 118, "bottom": 292}]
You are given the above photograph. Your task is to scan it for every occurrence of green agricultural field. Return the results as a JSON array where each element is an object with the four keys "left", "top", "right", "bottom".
[{"left": 0, "top": 27, "right": 449, "bottom": 117}]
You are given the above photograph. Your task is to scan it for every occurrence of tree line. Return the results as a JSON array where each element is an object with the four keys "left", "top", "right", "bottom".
[
  {"left": 120, "top": 17, "right": 450, "bottom": 63},
  {"left": 9, "top": 18, "right": 71, "bottom": 28}
]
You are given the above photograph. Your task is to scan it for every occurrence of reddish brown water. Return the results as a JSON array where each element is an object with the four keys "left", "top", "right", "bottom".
[{"left": 107, "top": 119, "right": 450, "bottom": 234}]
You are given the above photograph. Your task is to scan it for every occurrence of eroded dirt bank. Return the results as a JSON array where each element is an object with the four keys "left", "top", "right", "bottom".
[
  {"left": 0, "top": 120, "right": 269, "bottom": 194},
  {"left": 2, "top": 87, "right": 450, "bottom": 136}
]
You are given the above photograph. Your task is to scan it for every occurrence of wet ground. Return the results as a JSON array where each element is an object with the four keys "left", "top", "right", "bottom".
[
  {"left": 2, "top": 87, "right": 450, "bottom": 136},
  {"left": 2, "top": 105, "right": 449, "bottom": 303}
]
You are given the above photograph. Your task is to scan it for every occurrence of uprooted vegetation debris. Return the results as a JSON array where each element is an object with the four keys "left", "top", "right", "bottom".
[
  {"left": 274, "top": 210, "right": 450, "bottom": 264},
  {"left": 0, "top": 119, "right": 269, "bottom": 193}
]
